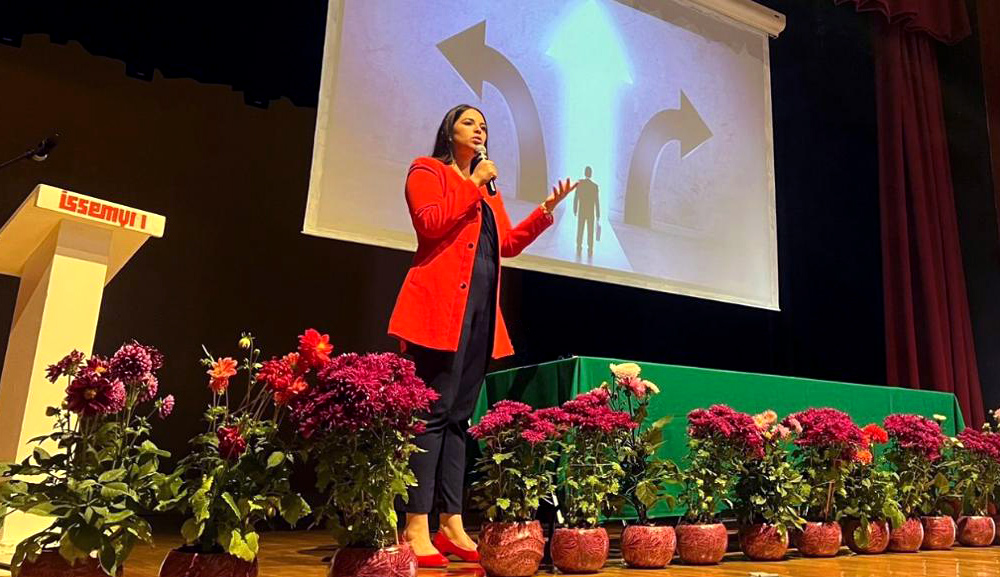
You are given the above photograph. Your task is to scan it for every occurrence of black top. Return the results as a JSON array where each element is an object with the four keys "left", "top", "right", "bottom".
[{"left": 473, "top": 200, "right": 498, "bottom": 291}]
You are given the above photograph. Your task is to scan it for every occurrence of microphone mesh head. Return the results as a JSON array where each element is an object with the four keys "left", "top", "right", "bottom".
[{"left": 474, "top": 144, "right": 487, "bottom": 157}]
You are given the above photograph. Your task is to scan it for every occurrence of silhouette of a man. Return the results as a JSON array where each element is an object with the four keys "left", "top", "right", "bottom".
[{"left": 574, "top": 166, "right": 600, "bottom": 256}]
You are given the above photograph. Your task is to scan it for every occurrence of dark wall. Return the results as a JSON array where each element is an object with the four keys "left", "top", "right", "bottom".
[
  {"left": 0, "top": 0, "right": 897, "bottom": 464},
  {"left": 940, "top": 0, "right": 1000, "bottom": 414}
]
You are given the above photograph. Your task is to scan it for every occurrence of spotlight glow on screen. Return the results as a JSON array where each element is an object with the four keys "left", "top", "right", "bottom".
[{"left": 305, "top": 0, "right": 780, "bottom": 309}]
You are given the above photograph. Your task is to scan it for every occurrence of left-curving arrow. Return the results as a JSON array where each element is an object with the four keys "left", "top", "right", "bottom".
[{"left": 437, "top": 21, "right": 548, "bottom": 203}]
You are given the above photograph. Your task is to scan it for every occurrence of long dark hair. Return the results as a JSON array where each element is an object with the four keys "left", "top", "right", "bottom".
[{"left": 431, "top": 104, "right": 487, "bottom": 164}]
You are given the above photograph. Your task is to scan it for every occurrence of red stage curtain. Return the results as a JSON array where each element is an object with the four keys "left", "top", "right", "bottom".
[
  {"left": 835, "top": 0, "right": 970, "bottom": 44},
  {"left": 836, "top": 1, "right": 984, "bottom": 427}
]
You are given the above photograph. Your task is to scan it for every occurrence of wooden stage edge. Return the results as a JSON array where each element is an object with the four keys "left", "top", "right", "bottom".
[{"left": 3, "top": 530, "right": 998, "bottom": 577}]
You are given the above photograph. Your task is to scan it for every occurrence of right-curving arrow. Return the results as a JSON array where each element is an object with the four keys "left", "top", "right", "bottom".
[
  {"left": 623, "top": 91, "right": 712, "bottom": 227},
  {"left": 437, "top": 21, "right": 548, "bottom": 203}
]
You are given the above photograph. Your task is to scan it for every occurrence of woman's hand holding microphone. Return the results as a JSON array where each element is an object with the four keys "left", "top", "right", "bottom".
[{"left": 470, "top": 158, "right": 577, "bottom": 216}]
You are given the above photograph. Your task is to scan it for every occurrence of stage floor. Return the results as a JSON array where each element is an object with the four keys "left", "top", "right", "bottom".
[{"left": 3, "top": 530, "right": 995, "bottom": 577}]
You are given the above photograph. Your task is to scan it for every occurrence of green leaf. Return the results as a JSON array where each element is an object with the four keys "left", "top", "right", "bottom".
[
  {"left": 222, "top": 492, "right": 241, "bottom": 517},
  {"left": 226, "top": 528, "right": 256, "bottom": 562},
  {"left": 99, "top": 542, "right": 118, "bottom": 576},
  {"left": 59, "top": 533, "right": 86, "bottom": 563},
  {"left": 266, "top": 451, "right": 285, "bottom": 469},
  {"left": 181, "top": 518, "right": 204, "bottom": 543},
  {"left": 244, "top": 531, "right": 260, "bottom": 557},
  {"left": 140, "top": 439, "right": 170, "bottom": 457},
  {"left": 98, "top": 468, "right": 127, "bottom": 483},
  {"left": 496, "top": 498, "right": 511, "bottom": 510},
  {"left": 100, "top": 482, "right": 129, "bottom": 500},
  {"left": 104, "top": 509, "right": 134, "bottom": 524},
  {"left": 492, "top": 453, "right": 512, "bottom": 464},
  {"left": 32, "top": 447, "right": 51, "bottom": 463},
  {"left": 636, "top": 480, "right": 658, "bottom": 508},
  {"left": 280, "top": 494, "right": 310, "bottom": 526},
  {"left": 68, "top": 525, "right": 102, "bottom": 556}
]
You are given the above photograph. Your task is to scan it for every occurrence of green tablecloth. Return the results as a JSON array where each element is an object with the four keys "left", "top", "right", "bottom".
[{"left": 474, "top": 356, "right": 965, "bottom": 517}]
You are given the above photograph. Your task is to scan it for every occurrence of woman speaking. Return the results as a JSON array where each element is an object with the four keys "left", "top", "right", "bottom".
[{"left": 388, "top": 104, "right": 575, "bottom": 567}]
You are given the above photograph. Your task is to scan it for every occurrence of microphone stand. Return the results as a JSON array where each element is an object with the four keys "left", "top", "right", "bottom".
[
  {"left": 0, "top": 135, "right": 59, "bottom": 173},
  {"left": 0, "top": 148, "right": 40, "bottom": 172}
]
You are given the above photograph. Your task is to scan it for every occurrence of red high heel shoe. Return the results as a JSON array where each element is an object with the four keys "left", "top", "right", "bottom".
[
  {"left": 414, "top": 551, "right": 450, "bottom": 568},
  {"left": 433, "top": 532, "right": 481, "bottom": 563}
]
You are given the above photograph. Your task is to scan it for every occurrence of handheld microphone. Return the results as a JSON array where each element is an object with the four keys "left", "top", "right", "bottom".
[
  {"left": 31, "top": 134, "right": 59, "bottom": 162},
  {"left": 473, "top": 144, "right": 497, "bottom": 196}
]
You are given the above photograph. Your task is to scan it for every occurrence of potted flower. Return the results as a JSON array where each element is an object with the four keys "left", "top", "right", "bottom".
[
  {"left": 284, "top": 340, "right": 438, "bottom": 577},
  {"left": 468, "top": 401, "right": 568, "bottom": 577},
  {"left": 882, "top": 413, "right": 948, "bottom": 551},
  {"left": 732, "top": 411, "right": 807, "bottom": 561},
  {"left": 839, "top": 424, "right": 905, "bottom": 554},
  {"left": 158, "top": 333, "right": 312, "bottom": 577},
  {"left": 951, "top": 427, "right": 1000, "bottom": 546},
  {"left": 552, "top": 387, "right": 634, "bottom": 573},
  {"left": 675, "top": 405, "right": 758, "bottom": 565},
  {"left": 781, "top": 408, "right": 865, "bottom": 557},
  {"left": 0, "top": 342, "right": 174, "bottom": 577},
  {"left": 605, "top": 363, "right": 679, "bottom": 569}
]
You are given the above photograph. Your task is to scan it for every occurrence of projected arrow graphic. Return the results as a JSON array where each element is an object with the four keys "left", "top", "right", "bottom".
[
  {"left": 547, "top": 0, "right": 632, "bottom": 211},
  {"left": 438, "top": 21, "right": 548, "bottom": 203},
  {"left": 624, "top": 91, "right": 712, "bottom": 227}
]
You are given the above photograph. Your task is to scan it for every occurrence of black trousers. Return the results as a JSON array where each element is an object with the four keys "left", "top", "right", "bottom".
[{"left": 406, "top": 260, "right": 496, "bottom": 514}]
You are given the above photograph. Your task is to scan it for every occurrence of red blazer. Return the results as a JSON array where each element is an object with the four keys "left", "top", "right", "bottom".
[{"left": 388, "top": 156, "right": 553, "bottom": 359}]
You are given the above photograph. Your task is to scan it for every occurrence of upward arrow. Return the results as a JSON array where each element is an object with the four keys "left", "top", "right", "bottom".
[
  {"left": 438, "top": 22, "right": 548, "bottom": 204},
  {"left": 547, "top": 0, "right": 632, "bottom": 86},
  {"left": 624, "top": 91, "right": 712, "bottom": 228}
]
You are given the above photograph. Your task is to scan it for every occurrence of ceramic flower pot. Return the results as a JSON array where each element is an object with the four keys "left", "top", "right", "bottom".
[
  {"left": 920, "top": 516, "right": 956, "bottom": 550},
  {"left": 17, "top": 550, "right": 122, "bottom": 577},
  {"left": 957, "top": 516, "right": 996, "bottom": 547},
  {"left": 620, "top": 524, "right": 676, "bottom": 568},
  {"left": 888, "top": 517, "right": 924, "bottom": 552},
  {"left": 550, "top": 527, "right": 609, "bottom": 573},
  {"left": 158, "top": 548, "right": 259, "bottom": 577},
  {"left": 842, "top": 519, "right": 890, "bottom": 554},
  {"left": 328, "top": 543, "right": 417, "bottom": 577},
  {"left": 477, "top": 521, "right": 545, "bottom": 577},
  {"left": 675, "top": 523, "right": 727, "bottom": 565},
  {"left": 795, "top": 521, "right": 842, "bottom": 557},
  {"left": 738, "top": 524, "right": 788, "bottom": 561}
]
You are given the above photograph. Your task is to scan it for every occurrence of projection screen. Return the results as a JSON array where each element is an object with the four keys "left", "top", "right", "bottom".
[{"left": 304, "top": 0, "right": 785, "bottom": 309}]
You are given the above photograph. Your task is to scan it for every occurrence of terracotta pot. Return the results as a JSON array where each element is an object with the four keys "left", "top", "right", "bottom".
[
  {"left": 842, "top": 519, "right": 890, "bottom": 554},
  {"left": 795, "top": 521, "right": 842, "bottom": 557},
  {"left": 477, "top": 521, "right": 545, "bottom": 577},
  {"left": 620, "top": 525, "right": 675, "bottom": 568},
  {"left": 328, "top": 544, "right": 416, "bottom": 577},
  {"left": 158, "top": 548, "right": 258, "bottom": 577},
  {"left": 550, "top": 527, "right": 609, "bottom": 573},
  {"left": 921, "top": 516, "right": 956, "bottom": 550},
  {"left": 17, "top": 550, "right": 122, "bottom": 577},
  {"left": 888, "top": 517, "right": 924, "bottom": 552},
  {"left": 675, "top": 523, "right": 727, "bottom": 565},
  {"left": 738, "top": 524, "right": 788, "bottom": 561},
  {"left": 957, "top": 516, "right": 996, "bottom": 547}
]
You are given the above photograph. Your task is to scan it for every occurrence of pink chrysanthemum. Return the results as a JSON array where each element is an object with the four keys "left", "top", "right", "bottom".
[{"left": 883, "top": 414, "right": 946, "bottom": 461}]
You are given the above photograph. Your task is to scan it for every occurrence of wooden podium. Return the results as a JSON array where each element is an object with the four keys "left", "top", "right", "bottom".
[{"left": 0, "top": 185, "right": 164, "bottom": 558}]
